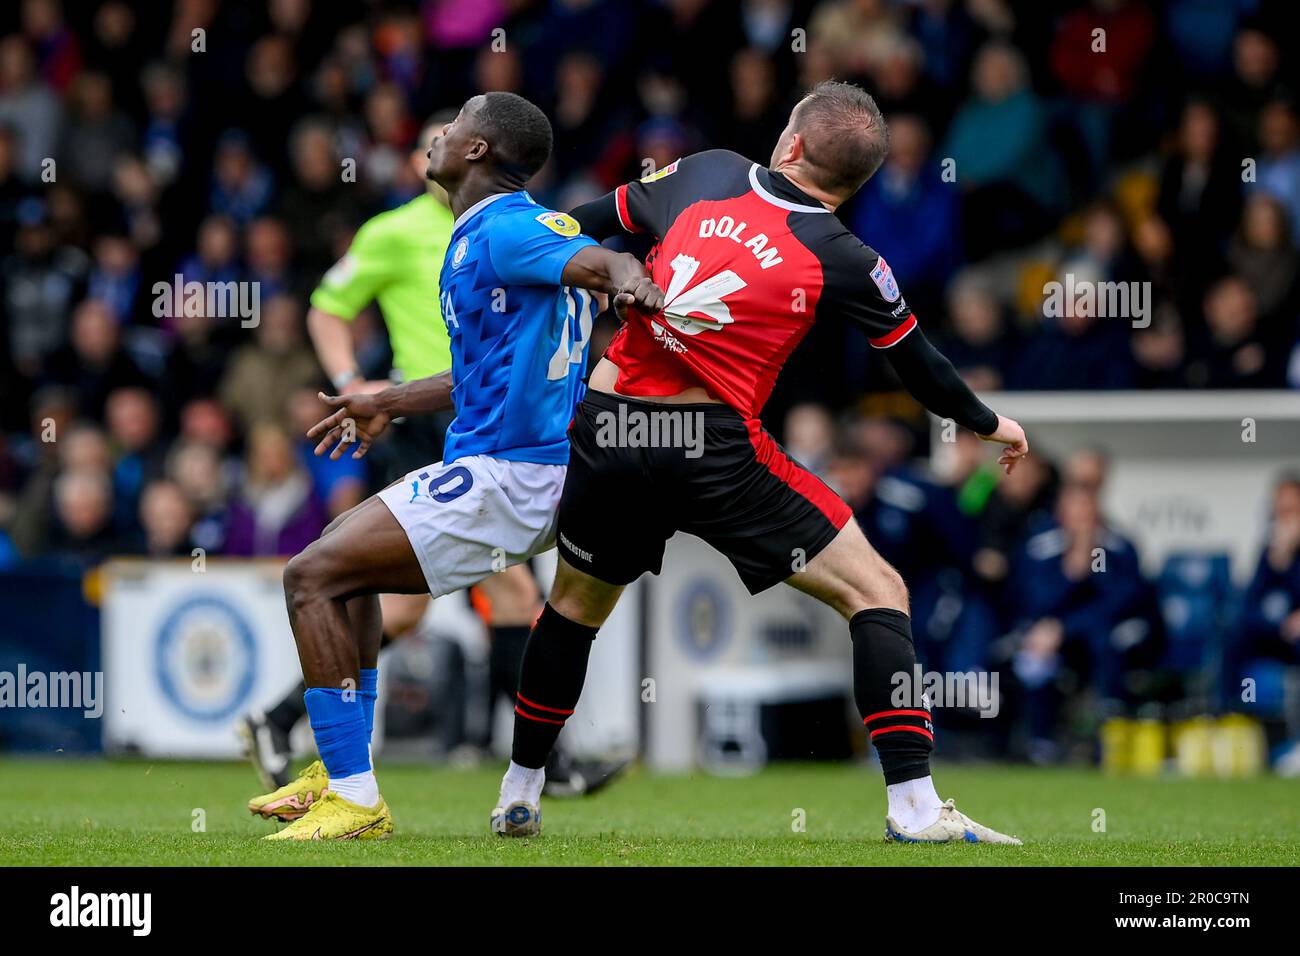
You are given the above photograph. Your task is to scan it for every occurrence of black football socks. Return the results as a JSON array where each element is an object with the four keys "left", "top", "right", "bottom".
[
  {"left": 850, "top": 608, "right": 934, "bottom": 785},
  {"left": 510, "top": 604, "right": 598, "bottom": 769}
]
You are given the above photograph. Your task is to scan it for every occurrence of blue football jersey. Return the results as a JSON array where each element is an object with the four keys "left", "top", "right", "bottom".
[{"left": 438, "top": 191, "right": 599, "bottom": 465}]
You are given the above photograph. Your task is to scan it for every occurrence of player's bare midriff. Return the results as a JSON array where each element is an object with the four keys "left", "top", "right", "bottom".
[{"left": 588, "top": 356, "right": 723, "bottom": 405}]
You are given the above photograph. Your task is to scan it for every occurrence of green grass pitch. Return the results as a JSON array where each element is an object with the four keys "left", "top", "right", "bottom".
[{"left": 2, "top": 757, "right": 1297, "bottom": 866}]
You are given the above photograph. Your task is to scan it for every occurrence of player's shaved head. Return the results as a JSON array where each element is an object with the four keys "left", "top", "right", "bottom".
[
  {"left": 470, "top": 91, "right": 554, "bottom": 182},
  {"left": 789, "top": 80, "right": 890, "bottom": 197},
  {"left": 425, "top": 93, "right": 555, "bottom": 197}
]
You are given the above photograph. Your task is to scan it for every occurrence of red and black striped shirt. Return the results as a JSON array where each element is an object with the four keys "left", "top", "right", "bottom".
[{"left": 602, "top": 149, "right": 918, "bottom": 419}]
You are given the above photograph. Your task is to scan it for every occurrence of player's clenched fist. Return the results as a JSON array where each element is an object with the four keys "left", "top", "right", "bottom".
[{"left": 613, "top": 275, "right": 665, "bottom": 319}]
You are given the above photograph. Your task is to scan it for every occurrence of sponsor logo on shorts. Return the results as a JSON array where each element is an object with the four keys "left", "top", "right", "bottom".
[{"left": 559, "top": 532, "right": 592, "bottom": 563}]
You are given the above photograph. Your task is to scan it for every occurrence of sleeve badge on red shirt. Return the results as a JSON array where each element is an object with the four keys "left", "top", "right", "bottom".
[
  {"left": 639, "top": 160, "right": 679, "bottom": 183},
  {"left": 870, "top": 255, "right": 901, "bottom": 302}
]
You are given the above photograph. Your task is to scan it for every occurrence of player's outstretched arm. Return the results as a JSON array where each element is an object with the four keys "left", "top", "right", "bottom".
[
  {"left": 883, "top": 328, "right": 1029, "bottom": 474},
  {"left": 568, "top": 191, "right": 624, "bottom": 242},
  {"left": 306, "top": 371, "right": 454, "bottom": 460},
  {"left": 561, "top": 246, "right": 665, "bottom": 316}
]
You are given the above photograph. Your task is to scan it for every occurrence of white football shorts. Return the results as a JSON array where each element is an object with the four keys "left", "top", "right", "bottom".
[{"left": 377, "top": 455, "right": 566, "bottom": 598}]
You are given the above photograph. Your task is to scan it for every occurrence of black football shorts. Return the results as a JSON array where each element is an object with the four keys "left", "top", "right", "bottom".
[{"left": 555, "top": 390, "right": 852, "bottom": 594}]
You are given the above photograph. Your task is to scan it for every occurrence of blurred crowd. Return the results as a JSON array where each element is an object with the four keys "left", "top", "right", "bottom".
[
  {"left": 0, "top": 1, "right": 1298, "bottom": 756},
  {"left": 786, "top": 405, "right": 1300, "bottom": 761}
]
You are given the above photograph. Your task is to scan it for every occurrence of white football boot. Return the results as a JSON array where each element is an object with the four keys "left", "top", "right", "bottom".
[
  {"left": 885, "top": 798, "right": 1022, "bottom": 845},
  {"left": 491, "top": 800, "right": 542, "bottom": 838}
]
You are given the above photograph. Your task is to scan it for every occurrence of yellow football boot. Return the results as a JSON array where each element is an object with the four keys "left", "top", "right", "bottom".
[
  {"left": 248, "top": 760, "right": 329, "bottom": 821},
  {"left": 262, "top": 790, "right": 394, "bottom": 841}
]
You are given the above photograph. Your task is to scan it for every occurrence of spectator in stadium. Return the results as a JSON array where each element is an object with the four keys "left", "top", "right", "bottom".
[
  {"left": 903, "top": 0, "right": 980, "bottom": 96},
  {"left": 139, "top": 61, "right": 188, "bottom": 188},
  {"left": 934, "top": 274, "right": 1013, "bottom": 392},
  {"left": 1163, "top": 0, "right": 1251, "bottom": 78},
  {"left": 0, "top": 125, "right": 34, "bottom": 253},
  {"left": 104, "top": 386, "right": 166, "bottom": 535},
  {"left": 55, "top": 70, "right": 135, "bottom": 196},
  {"left": 1064, "top": 446, "right": 1110, "bottom": 497},
  {"left": 549, "top": 51, "right": 623, "bottom": 186},
  {"left": 158, "top": 309, "right": 229, "bottom": 429},
  {"left": 1223, "top": 27, "right": 1284, "bottom": 150},
  {"left": 166, "top": 439, "right": 230, "bottom": 555},
  {"left": 43, "top": 298, "right": 148, "bottom": 420},
  {"left": 1012, "top": 265, "right": 1138, "bottom": 391},
  {"left": 807, "top": 0, "right": 901, "bottom": 82},
  {"left": 1227, "top": 192, "right": 1299, "bottom": 324},
  {"left": 287, "top": 388, "right": 365, "bottom": 520},
  {"left": 972, "top": 447, "right": 1057, "bottom": 591},
  {"left": 84, "top": 2, "right": 148, "bottom": 106},
  {"left": 177, "top": 397, "right": 235, "bottom": 455},
  {"left": 9, "top": 420, "right": 110, "bottom": 559},
  {"left": 1185, "top": 276, "right": 1278, "bottom": 389},
  {"left": 209, "top": 130, "right": 274, "bottom": 228},
  {"left": 176, "top": 214, "right": 241, "bottom": 309},
  {"left": 471, "top": 41, "right": 524, "bottom": 100},
  {"left": 240, "top": 35, "right": 312, "bottom": 177},
  {"left": 1062, "top": 199, "right": 1144, "bottom": 293},
  {"left": 848, "top": 113, "right": 960, "bottom": 316},
  {"left": 223, "top": 422, "right": 327, "bottom": 557},
  {"left": 1131, "top": 302, "right": 1189, "bottom": 389},
  {"left": 218, "top": 294, "right": 323, "bottom": 433},
  {"left": 910, "top": 429, "right": 1001, "bottom": 675},
  {"left": 866, "top": 35, "right": 948, "bottom": 129},
  {"left": 1252, "top": 99, "right": 1300, "bottom": 244},
  {"left": 944, "top": 41, "right": 1062, "bottom": 257},
  {"left": 1223, "top": 475, "right": 1300, "bottom": 710},
  {"left": 134, "top": 478, "right": 197, "bottom": 558},
  {"left": 361, "top": 83, "right": 417, "bottom": 195},
  {"left": 2, "top": 199, "right": 88, "bottom": 386},
  {"left": 276, "top": 118, "right": 365, "bottom": 277},
  {"left": 1154, "top": 100, "right": 1243, "bottom": 285},
  {"left": 21, "top": 0, "right": 82, "bottom": 94},
  {"left": 86, "top": 234, "right": 141, "bottom": 326},
  {"left": 1048, "top": 0, "right": 1156, "bottom": 183},
  {"left": 107, "top": 153, "right": 161, "bottom": 252},
  {"left": 1009, "top": 481, "right": 1161, "bottom": 762},
  {"left": 45, "top": 467, "right": 125, "bottom": 563},
  {"left": 783, "top": 403, "right": 836, "bottom": 480},
  {"left": 0, "top": 35, "right": 62, "bottom": 180},
  {"left": 244, "top": 216, "right": 297, "bottom": 301}
]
